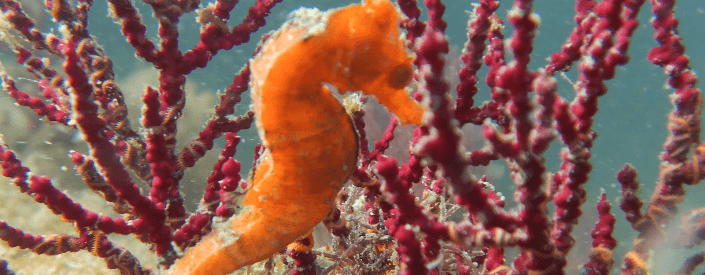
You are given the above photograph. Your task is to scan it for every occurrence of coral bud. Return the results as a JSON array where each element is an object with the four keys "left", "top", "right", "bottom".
[{"left": 221, "top": 158, "right": 241, "bottom": 177}]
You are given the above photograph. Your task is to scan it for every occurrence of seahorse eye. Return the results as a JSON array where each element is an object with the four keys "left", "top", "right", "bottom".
[{"left": 388, "top": 64, "right": 412, "bottom": 89}]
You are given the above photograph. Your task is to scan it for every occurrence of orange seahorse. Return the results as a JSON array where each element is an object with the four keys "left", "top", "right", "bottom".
[{"left": 168, "top": 0, "right": 424, "bottom": 274}]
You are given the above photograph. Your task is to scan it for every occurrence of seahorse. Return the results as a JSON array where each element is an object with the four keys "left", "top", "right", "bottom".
[{"left": 168, "top": 0, "right": 424, "bottom": 274}]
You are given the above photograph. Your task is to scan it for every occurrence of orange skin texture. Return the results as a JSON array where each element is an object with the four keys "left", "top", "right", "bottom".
[{"left": 168, "top": 0, "right": 424, "bottom": 274}]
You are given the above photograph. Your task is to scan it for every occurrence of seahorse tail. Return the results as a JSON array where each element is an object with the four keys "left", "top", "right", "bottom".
[{"left": 168, "top": 154, "right": 336, "bottom": 275}]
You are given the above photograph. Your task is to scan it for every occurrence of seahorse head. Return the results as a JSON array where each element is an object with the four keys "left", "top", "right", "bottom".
[
  {"left": 322, "top": 0, "right": 424, "bottom": 126},
  {"left": 251, "top": 0, "right": 424, "bottom": 126}
]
